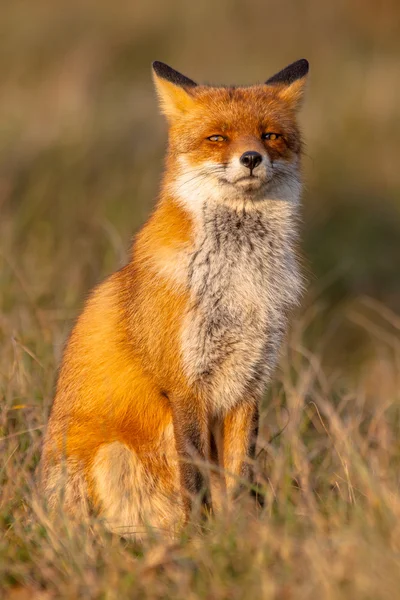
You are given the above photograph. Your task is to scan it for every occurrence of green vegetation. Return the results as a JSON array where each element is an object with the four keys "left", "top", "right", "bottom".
[{"left": 1, "top": 1, "right": 399, "bottom": 597}]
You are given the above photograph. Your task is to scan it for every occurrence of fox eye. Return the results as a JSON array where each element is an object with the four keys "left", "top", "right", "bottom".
[
  {"left": 262, "top": 133, "right": 281, "bottom": 141},
  {"left": 207, "top": 135, "right": 226, "bottom": 142}
]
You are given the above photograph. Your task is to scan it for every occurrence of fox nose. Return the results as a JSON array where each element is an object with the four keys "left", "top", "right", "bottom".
[{"left": 239, "top": 151, "right": 263, "bottom": 171}]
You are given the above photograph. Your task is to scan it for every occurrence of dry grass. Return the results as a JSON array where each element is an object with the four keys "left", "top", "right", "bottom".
[
  {"left": 2, "top": 297, "right": 400, "bottom": 599},
  {"left": 1, "top": 1, "right": 400, "bottom": 598}
]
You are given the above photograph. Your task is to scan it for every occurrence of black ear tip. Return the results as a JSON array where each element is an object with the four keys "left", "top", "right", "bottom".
[
  {"left": 151, "top": 61, "right": 197, "bottom": 88},
  {"left": 266, "top": 58, "right": 310, "bottom": 86},
  {"left": 297, "top": 58, "right": 309, "bottom": 75},
  {"left": 152, "top": 61, "right": 168, "bottom": 75}
]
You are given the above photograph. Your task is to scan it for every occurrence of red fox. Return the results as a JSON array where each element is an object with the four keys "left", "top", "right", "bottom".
[{"left": 40, "top": 59, "right": 309, "bottom": 539}]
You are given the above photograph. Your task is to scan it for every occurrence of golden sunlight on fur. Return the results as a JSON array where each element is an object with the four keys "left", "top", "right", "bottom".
[{"left": 40, "top": 58, "right": 309, "bottom": 539}]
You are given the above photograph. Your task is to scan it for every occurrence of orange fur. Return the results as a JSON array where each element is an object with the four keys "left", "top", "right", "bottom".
[{"left": 40, "top": 59, "right": 308, "bottom": 538}]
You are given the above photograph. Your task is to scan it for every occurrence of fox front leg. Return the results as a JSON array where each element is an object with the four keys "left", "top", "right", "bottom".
[
  {"left": 171, "top": 398, "right": 210, "bottom": 521},
  {"left": 212, "top": 400, "right": 259, "bottom": 510}
]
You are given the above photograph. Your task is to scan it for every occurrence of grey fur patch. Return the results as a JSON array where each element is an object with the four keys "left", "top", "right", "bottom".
[{"left": 182, "top": 200, "right": 302, "bottom": 413}]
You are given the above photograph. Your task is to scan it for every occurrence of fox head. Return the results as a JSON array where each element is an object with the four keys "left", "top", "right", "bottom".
[{"left": 152, "top": 59, "right": 309, "bottom": 211}]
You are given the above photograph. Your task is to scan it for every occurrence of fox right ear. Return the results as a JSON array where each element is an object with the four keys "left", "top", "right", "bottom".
[
  {"left": 152, "top": 61, "right": 197, "bottom": 120},
  {"left": 266, "top": 59, "right": 309, "bottom": 110}
]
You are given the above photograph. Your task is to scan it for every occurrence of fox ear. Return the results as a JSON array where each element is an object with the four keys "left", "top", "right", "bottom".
[
  {"left": 152, "top": 61, "right": 197, "bottom": 119},
  {"left": 265, "top": 59, "right": 309, "bottom": 110}
]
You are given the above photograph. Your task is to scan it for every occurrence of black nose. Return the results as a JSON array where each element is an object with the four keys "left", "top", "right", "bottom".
[{"left": 239, "top": 151, "right": 262, "bottom": 171}]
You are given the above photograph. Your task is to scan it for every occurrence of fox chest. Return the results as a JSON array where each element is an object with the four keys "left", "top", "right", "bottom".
[{"left": 180, "top": 208, "right": 299, "bottom": 413}]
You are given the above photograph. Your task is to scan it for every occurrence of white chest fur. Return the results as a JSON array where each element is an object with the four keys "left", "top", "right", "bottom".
[{"left": 180, "top": 201, "right": 302, "bottom": 414}]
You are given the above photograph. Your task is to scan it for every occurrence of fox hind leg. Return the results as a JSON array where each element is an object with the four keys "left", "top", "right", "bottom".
[{"left": 91, "top": 440, "right": 184, "bottom": 540}]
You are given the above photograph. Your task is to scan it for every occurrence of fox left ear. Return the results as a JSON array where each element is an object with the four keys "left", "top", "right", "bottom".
[
  {"left": 265, "top": 59, "right": 309, "bottom": 110},
  {"left": 152, "top": 61, "right": 197, "bottom": 120}
]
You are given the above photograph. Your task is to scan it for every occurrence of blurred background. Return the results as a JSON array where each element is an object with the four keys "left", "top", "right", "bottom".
[{"left": 0, "top": 0, "right": 399, "bottom": 381}]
